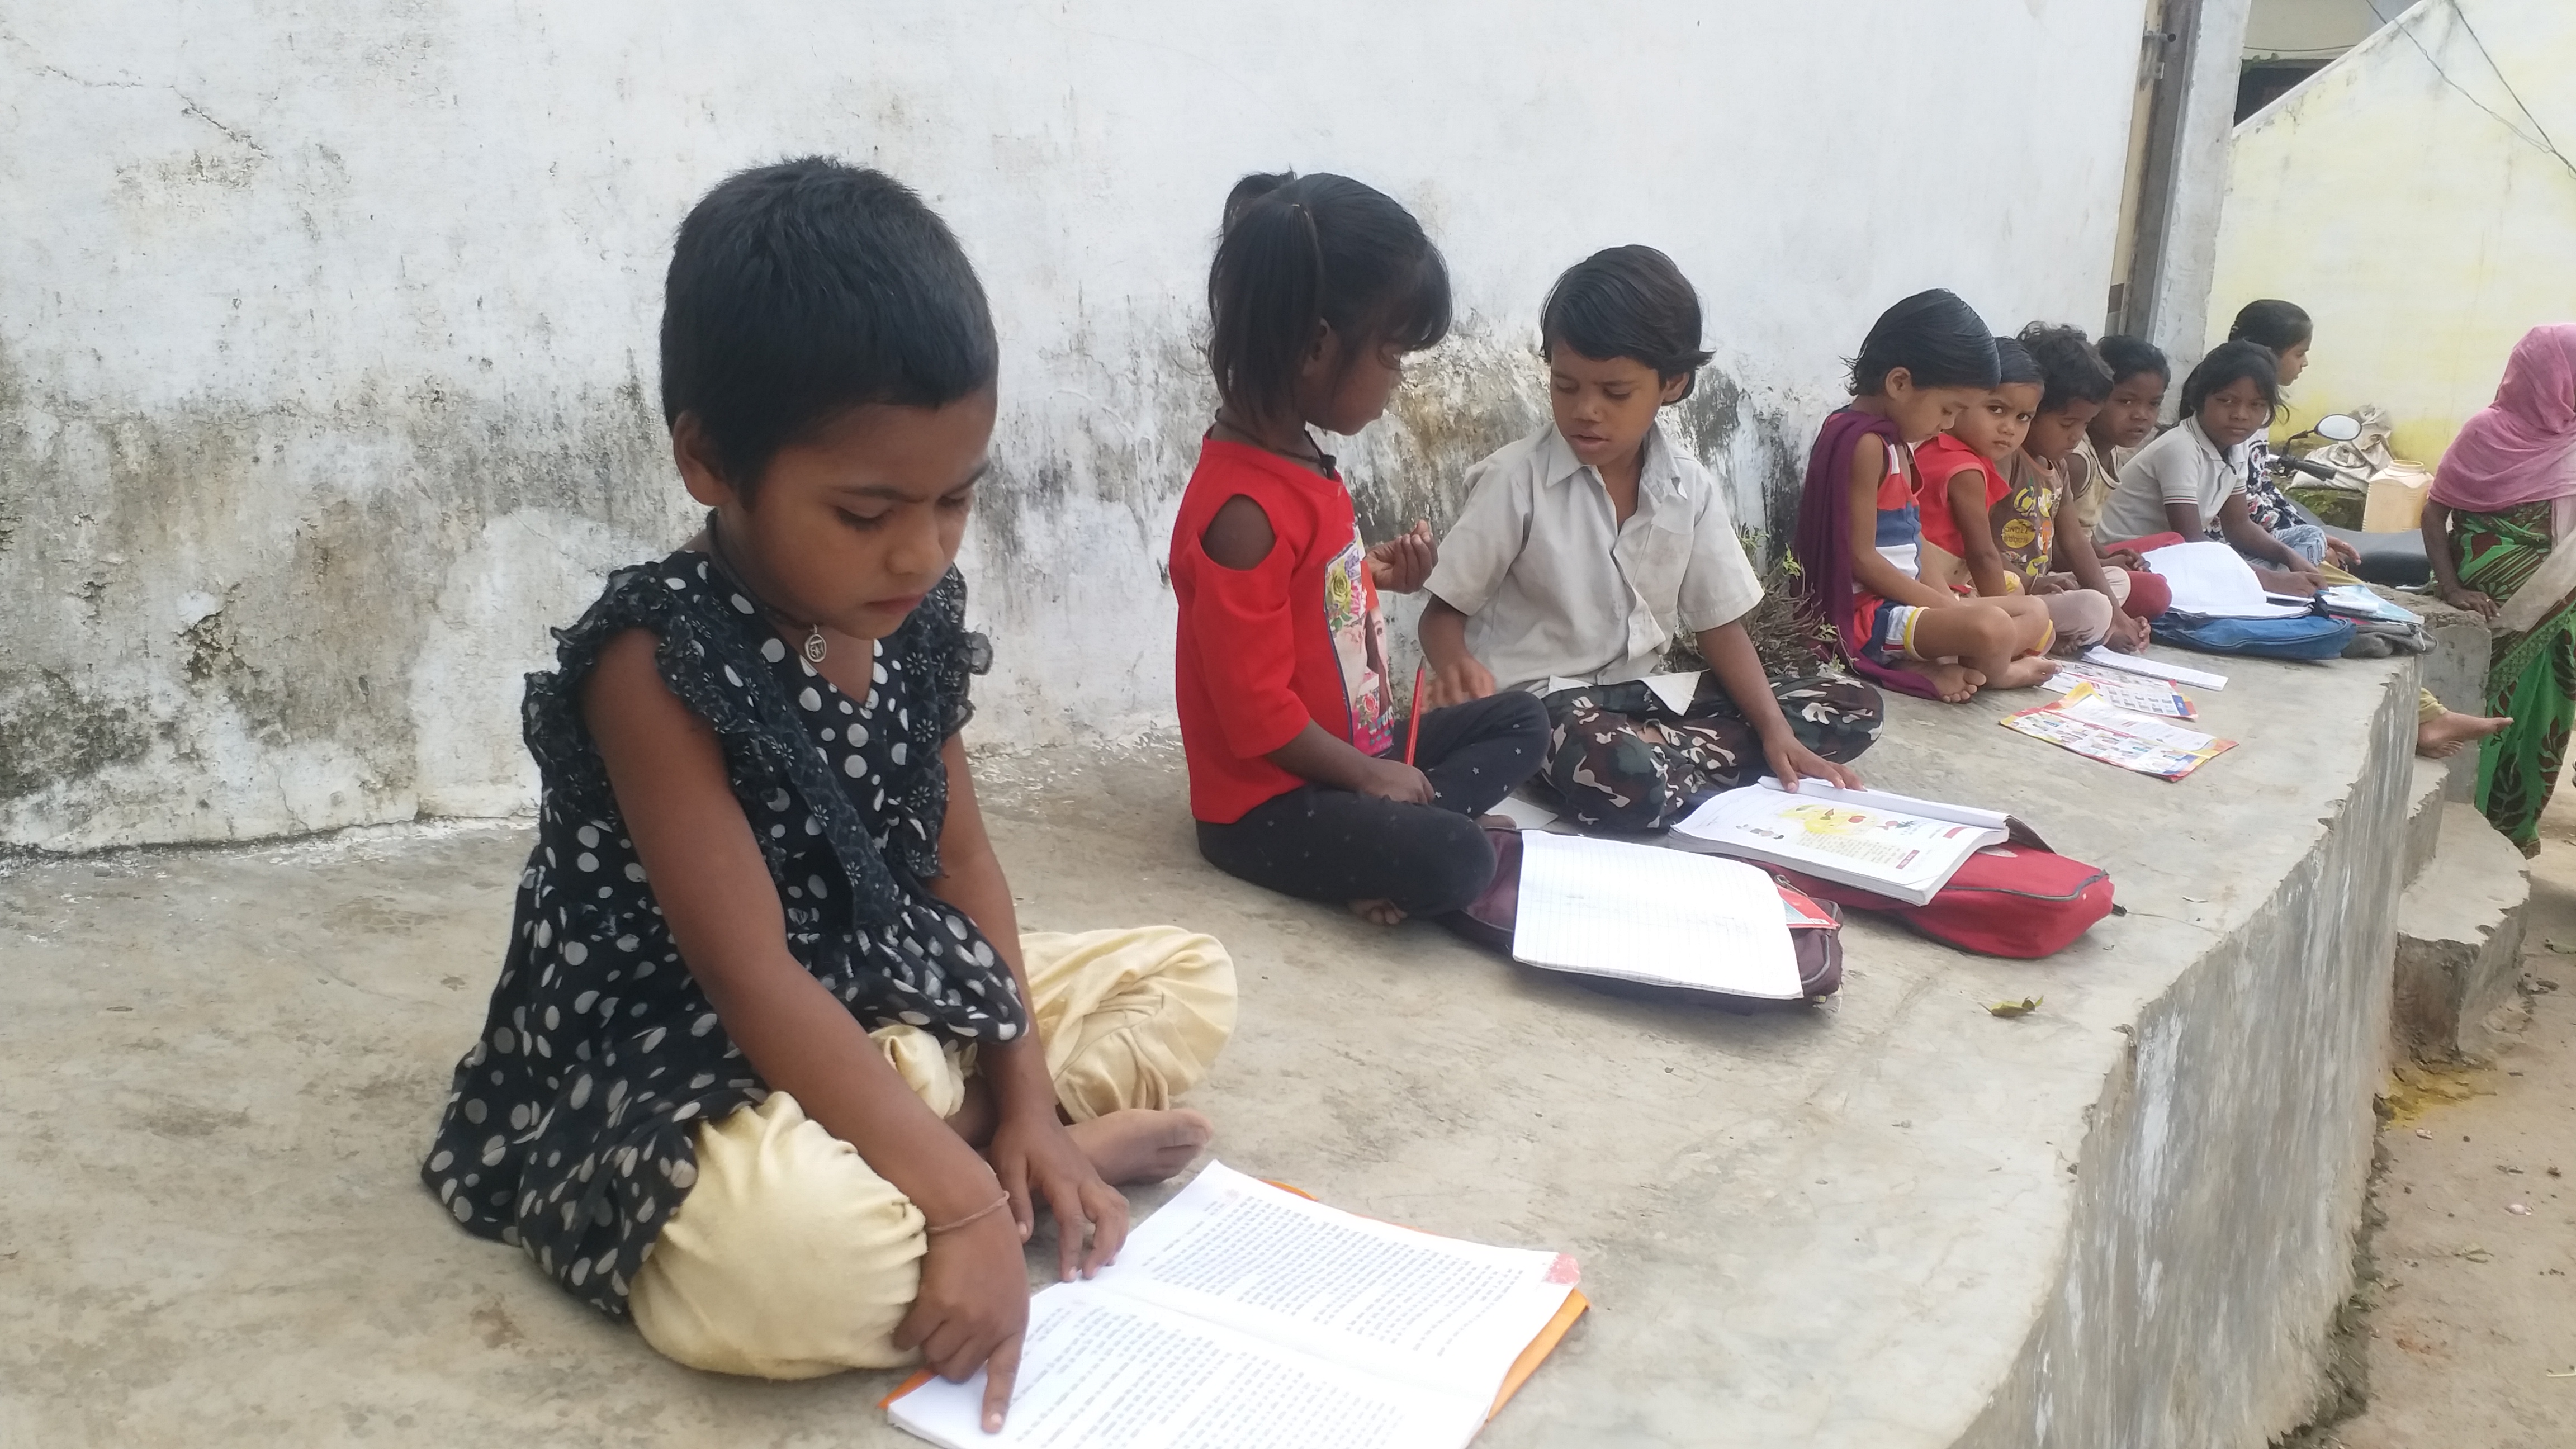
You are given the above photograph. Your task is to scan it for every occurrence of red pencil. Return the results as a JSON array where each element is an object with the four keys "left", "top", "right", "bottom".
[{"left": 1404, "top": 665, "right": 1426, "bottom": 765}]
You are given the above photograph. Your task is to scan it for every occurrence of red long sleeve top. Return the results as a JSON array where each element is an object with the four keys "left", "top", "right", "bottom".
[{"left": 1169, "top": 439, "right": 1395, "bottom": 823}]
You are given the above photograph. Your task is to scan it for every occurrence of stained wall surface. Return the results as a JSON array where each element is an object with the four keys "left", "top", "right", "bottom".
[
  {"left": 2, "top": 2, "right": 2153, "bottom": 849},
  {"left": 2210, "top": 0, "right": 2576, "bottom": 462}
]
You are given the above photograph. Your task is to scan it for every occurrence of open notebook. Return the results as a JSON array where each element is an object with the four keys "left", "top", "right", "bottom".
[
  {"left": 2141, "top": 539, "right": 2313, "bottom": 619},
  {"left": 1668, "top": 779, "right": 2020, "bottom": 906},
  {"left": 884, "top": 1162, "right": 1585, "bottom": 1449},
  {"left": 1510, "top": 831, "right": 1804, "bottom": 1000}
]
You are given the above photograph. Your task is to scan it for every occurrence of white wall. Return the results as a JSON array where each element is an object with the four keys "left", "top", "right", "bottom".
[
  {"left": 2211, "top": 0, "right": 2576, "bottom": 462},
  {"left": 1, "top": 1, "right": 2154, "bottom": 849}
]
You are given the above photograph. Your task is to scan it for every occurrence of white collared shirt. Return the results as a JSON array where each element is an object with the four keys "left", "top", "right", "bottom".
[
  {"left": 2097, "top": 416, "right": 2247, "bottom": 541},
  {"left": 1424, "top": 420, "right": 1763, "bottom": 694}
]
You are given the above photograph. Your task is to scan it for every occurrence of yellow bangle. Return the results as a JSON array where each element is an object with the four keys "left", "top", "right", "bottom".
[{"left": 925, "top": 1192, "right": 1012, "bottom": 1236}]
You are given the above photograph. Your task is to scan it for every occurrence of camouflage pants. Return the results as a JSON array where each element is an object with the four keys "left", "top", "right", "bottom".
[{"left": 1541, "top": 674, "right": 1884, "bottom": 831}]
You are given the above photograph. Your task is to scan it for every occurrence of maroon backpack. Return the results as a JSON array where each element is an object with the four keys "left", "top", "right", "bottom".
[{"left": 1773, "top": 842, "right": 2113, "bottom": 959}]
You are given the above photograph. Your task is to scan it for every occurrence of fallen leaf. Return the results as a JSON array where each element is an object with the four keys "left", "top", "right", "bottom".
[
  {"left": 2460, "top": 1245, "right": 2495, "bottom": 1262},
  {"left": 2548, "top": 940, "right": 2576, "bottom": 955},
  {"left": 2550, "top": 1368, "right": 2576, "bottom": 1379},
  {"left": 2509, "top": 1203, "right": 2532, "bottom": 1215},
  {"left": 1987, "top": 997, "right": 2043, "bottom": 1019},
  {"left": 2181, "top": 894, "right": 2207, "bottom": 903}
]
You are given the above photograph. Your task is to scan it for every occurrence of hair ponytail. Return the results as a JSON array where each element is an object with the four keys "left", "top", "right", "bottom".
[
  {"left": 1848, "top": 288, "right": 1998, "bottom": 396},
  {"left": 1206, "top": 171, "right": 1451, "bottom": 429},
  {"left": 2227, "top": 299, "right": 2312, "bottom": 353}
]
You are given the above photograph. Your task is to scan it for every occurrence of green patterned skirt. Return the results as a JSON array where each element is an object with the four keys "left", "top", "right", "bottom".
[{"left": 2456, "top": 502, "right": 2576, "bottom": 851}]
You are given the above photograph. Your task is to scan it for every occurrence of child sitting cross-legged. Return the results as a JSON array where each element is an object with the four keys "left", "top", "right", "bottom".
[
  {"left": 1416, "top": 245, "right": 1882, "bottom": 831},
  {"left": 1793, "top": 290, "right": 2059, "bottom": 702},
  {"left": 1914, "top": 336, "right": 2117, "bottom": 652},
  {"left": 1172, "top": 172, "right": 1551, "bottom": 924},
  {"left": 2071, "top": 334, "right": 2169, "bottom": 545},
  {"left": 422, "top": 160, "right": 1235, "bottom": 1434},
  {"left": 1992, "top": 323, "right": 2179, "bottom": 654},
  {"left": 2098, "top": 340, "right": 2329, "bottom": 596}
]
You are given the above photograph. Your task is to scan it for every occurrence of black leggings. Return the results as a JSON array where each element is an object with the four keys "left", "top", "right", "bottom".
[{"left": 1195, "top": 692, "right": 1549, "bottom": 917}]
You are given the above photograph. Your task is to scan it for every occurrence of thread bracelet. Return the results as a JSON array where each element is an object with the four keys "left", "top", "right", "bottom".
[{"left": 925, "top": 1192, "right": 1013, "bottom": 1237}]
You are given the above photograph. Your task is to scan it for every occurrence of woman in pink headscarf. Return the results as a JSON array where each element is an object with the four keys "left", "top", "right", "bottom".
[{"left": 2423, "top": 324, "right": 2576, "bottom": 852}]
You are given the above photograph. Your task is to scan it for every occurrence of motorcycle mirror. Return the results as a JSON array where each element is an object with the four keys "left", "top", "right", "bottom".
[{"left": 2314, "top": 413, "right": 2363, "bottom": 442}]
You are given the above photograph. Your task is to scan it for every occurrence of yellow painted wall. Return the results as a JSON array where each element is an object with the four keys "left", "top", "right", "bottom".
[{"left": 2210, "top": 0, "right": 2576, "bottom": 466}]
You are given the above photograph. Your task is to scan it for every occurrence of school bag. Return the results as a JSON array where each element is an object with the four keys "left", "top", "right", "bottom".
[
  {"left": 1444, "top": 823, "right": 1846, "bottom": 1000},
  {"left": 1772, "top": 842, "right": 2113, "bottom": 959},
  {"left": 2150, "top": 611, "right": 2355, "bottom": 661}
]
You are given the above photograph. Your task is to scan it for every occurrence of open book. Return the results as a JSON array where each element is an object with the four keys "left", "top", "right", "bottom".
[
  {"left": 884, "top": 1162, "right": 1585, "bottom": 1449},
  {"left": 2039, "top": 660, "right": 2195, "bottom": 718},
  {"left": 1669, "top": 779, "right": 2023, "bottom": 905},
  {"left": 1999, "top": 683, "right": 2235, "bottom": 782}
]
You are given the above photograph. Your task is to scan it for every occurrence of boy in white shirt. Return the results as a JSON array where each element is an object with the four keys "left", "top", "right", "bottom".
[{"left": 1419, "top": 247, "right": 1882, "bottom": 830}]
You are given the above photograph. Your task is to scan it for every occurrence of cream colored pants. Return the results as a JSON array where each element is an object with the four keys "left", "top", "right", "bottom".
[{"left": 627, "top": 926, "right": 1235, "bottom": 1379}]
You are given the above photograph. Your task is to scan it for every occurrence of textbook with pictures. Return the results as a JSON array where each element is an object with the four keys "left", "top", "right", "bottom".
[
  {"left": 1999, "top": 684, "right": 2234, "bottom": 782},
  {"left": 1669, "top": 779, "right": 2023, "bottom": 906},
  {"left": 884, "top": 1161, "right": 1587, "bottom": 1449}
]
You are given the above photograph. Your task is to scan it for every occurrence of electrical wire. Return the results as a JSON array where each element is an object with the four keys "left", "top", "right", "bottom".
[{"left": 2362, "top": 0, "right": 2576, "bottom": 184}]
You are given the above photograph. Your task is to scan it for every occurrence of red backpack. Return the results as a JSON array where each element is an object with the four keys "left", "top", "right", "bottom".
[{"left": 1774, "top": 842, "right": 2113, "bottom": 959}]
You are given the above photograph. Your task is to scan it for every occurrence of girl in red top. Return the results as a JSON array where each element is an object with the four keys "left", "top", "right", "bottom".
[{"left": 1171, "top": 172, "right": 1547, "bottom": 926}]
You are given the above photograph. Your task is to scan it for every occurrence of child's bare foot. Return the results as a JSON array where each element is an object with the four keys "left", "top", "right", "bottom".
[
  {"left": 1990, "top": 655, "right": 2059, "bottom": 689},
  {"left": 1349, "top": 898, "right": 1407, "bottom": 926},
  {"left": 1067, "top": 1108, "right": 1214, "bottom": 1186},
  {"left": 1905, "top": 661, "right": 1981, "bottom": 703},
  {"left": 2416, "top": 710, "right": 2510, "bottom": 759}
]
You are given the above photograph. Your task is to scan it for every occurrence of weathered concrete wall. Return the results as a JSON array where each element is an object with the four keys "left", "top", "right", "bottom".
[
  {"left": 2143, "top": 0, "right": 2255, "bottom": 379},
  {"left": 2211, "top": 0, "right": 2576, "bottom": 461},
  {"left": 1962, "top": 675, "right": 2409, "bottom": 1446},
  {"left": 2, "top": 2, "right": 2156, "bottom": 849}
]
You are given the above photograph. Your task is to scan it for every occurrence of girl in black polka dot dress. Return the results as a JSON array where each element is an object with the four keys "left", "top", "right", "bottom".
[{"left": 422, "top": 159, "right": 1235, "bottom": 1432}]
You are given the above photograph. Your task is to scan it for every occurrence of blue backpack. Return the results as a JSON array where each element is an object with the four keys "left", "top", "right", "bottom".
[{"left": 2150, "top": 611, "right": 2356, "bottom": 660}]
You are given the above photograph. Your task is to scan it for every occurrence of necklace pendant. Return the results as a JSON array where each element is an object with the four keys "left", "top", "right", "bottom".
[{"left": 802, "top": 626, "right": 828, "bottom": 664}]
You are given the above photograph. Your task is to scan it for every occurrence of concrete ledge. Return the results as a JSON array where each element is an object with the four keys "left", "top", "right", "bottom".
[
  {"left": 2404, "top": 756, "right": 2449, "bottom": 889},
  {"left": 2393, "top": 801, "right": 2532, "bottom": 1062},
  {"left": 0, "top": 651, "right": 2416, "bottom": 1447}
]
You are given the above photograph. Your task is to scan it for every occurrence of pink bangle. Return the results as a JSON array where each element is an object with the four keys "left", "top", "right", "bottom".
[{"left": 925, "top": 1192, "right": 1012, "bottom": 1236}]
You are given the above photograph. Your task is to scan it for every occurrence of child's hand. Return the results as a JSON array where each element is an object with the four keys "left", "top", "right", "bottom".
[
  {"left": 1424, "top": 656, "right": 1496, "bottom": 709},
  {"left": 892, "top": 1207, "right": 1029, "bottom": 1433},
  {"left": 1358, "top": 757, "right": 1434, "bottom": 804},
  {"left": 2326, "top": 535, "right": 2360, "bottom": 568},
  {"left": 2439, "top": 583, "right": 2500, "bottom": 619},
  {"left": 987, "top": 1109, "right": 1130, "bottom": 1283},
  {"left": 2101, "top": 547, "right": 2146, "bottom": 570},
  {"left": 2256, "top": 565, "right": 2324, "bottom": 597},
  {"left": 2106, "top": 610, "right": 2151, "bottom": 653},
  {"left": 1367, "top": 520, "right": 1438, "bottom": 593},
  {"left": 1764, "top": 733, "right": 1860, "bottom": 793}
]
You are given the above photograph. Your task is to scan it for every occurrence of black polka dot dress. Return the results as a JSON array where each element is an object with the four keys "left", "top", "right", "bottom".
[{"left": 421, "top": 543, "right": 1026, "bottom": 1317}]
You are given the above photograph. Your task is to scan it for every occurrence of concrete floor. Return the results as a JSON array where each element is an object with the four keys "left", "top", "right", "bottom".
[{"left": 0, "top": 651, "right": 2413, "bottom": 1447}]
